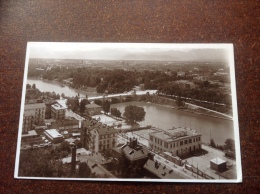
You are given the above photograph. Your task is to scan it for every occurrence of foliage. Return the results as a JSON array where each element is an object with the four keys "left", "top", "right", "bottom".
[
  {"left": 78, "top": 162, "right": 91, "bottom": 178},
  {"left": 19, "top": 149, "right": 70, "bottom": 177},
  {"left": 102, "top": 100, "right": 111, "bottom": 114},
  {"left": 210, "top": 139, "right": 216, "bottom": 148},
  {"left": 58, "top": 141, "right": 71, "bottom": 153},
  {"left": 111, "top": 108, "right": 121, "bottom": 118},
  {"left": 79, "top": 99, "right": 88, "bottom": 115},
  {"left": 26, "top": 84, "right": 31, "bottom": 89},
  {"left": 123, "top": 105, "right": 146, "bottom": 124},
  {"left": 225, "top": 138, "right": 235, "bottom": 151}
]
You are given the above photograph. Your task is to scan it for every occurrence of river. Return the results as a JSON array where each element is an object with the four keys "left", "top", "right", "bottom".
[
  {"left": 111, "top": 101, "right": 234, "bottom": 145},
  {"left": 27, "top": 78, "right": 101, "bottom": 98},
  {"left": 27, "top": 78, "right": 234, "bottom": 145}
]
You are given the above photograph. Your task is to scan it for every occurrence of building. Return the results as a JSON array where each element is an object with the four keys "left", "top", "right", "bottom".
[
  {"left": 44, "top": 129, "right": 64, "bottom": 143},
  {"left": 210, "top": 158, "right": 227, "bottom": 172},
  {"left": 49, "top": 119, "right": 79, "bottom": 133},
  {"left": 85, "top": 103, "right": 102, "bottom": 116},
  {"left": 81, "top": 119, "right": 117, "bottom": 153},
  {"left": 121, "top": 138, "right": 149, "bottom": 165},
  {"left": 144, "top": 159, "right": 185, "bottom": 179},
  {"left": 23, "top": 103, "right": 46, "bottom": 126},
  {"left": 51, "top": 103, "right": 66, "bottom": 120},
  {"left": 22, "top": 109, "right": 35, "bottom": 133},
  {"left": 21, "top": 130, "right": 44, "bottom": 146},
  {"left": 149, "top": 127, "right": 201, "bottom": 158}
]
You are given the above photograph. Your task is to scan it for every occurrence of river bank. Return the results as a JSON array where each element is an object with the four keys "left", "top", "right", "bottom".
[{"left": 140, "top": 95, "right": 232, "bottom": 120}]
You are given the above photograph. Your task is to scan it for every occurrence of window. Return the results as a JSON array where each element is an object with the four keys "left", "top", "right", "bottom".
[
  {"left": 189, "top": 139, "right": 192, "bottom": 143},
  {"left": 164, "top": 142, "right": 168, "bottom": 148},
  {"left": 184, "top": 140, "right": 188, "bottom": 144},
  {"left": 180, "top": 141, "right": 183, "bottom": 146},
  {"left": 150, "top": 136, "right": 153, "bottom": 141}
]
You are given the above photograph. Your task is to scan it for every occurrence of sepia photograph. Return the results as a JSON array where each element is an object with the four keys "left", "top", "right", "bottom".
[{"left": 14, "top": 42, "right": 241, "bottom": 182}]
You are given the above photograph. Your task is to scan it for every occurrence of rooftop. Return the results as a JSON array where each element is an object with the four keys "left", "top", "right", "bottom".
[
  {"left": 45, "top": 129, "right": 63, "bottom": 138},
  {"left": 122, "top": 139, "right": 149, "bottom": 161},
  {"left": 86, "top": 103, "right": 101, "bottom": 109},
  {"left": 56, "top": 99, "right": 68, "bottom": 108},
  {"left": 24, "top": 103, "right": 46, "bottom": 110},
  {"left": 51, "top": 103, "right": 66, "bottom": 110},
  {"left": 210, "top": 157, "right": 226, "bottom": 165},
  {"left": 150, "top": 127, "right": 200, "bottom": 142},
  {"left": 22, "top": 130, "right": 38, "bottom": 137},
  {"left": 144, "top": 159, "right": 185, "bottom": 179},
  {"left": 94, "top": 125, "right": 117, "bottom": 135}
]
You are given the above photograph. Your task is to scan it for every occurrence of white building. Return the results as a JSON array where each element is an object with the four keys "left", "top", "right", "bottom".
[{"left": 149, "top": 127, "right": 201, "bottom": 158}]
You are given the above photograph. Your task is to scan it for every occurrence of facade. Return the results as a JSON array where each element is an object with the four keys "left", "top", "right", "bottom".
[
  {"left": 51, "top": 103, "right": 66, "bottom": 120},
  {"left": 149, "top": 127, "right": 201, "bottom": 158},
  {"left": 23, "top": 103, "right": 46, "bottom": 132},
  {"left": 22, "top": 109, "right": 35, "bottom": 133},
  {"left": 81, "top": 119, "right": 117, "bottom": 153}
]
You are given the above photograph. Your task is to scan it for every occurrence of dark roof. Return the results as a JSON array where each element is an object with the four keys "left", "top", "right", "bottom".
[
  {"left": 50, "top": 120, "right": 79, "bottom": 128},
  {"left": 95, "top": 125, "right": 117, "bottom": 135},
  {"left": 122, "top": 144, "right": 149, "bottom": 161},
  {"left": 143, "top": 159, "right": 185, "bottom": 179}
]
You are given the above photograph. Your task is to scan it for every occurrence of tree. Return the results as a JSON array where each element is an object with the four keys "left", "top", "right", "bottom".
[
  {"left": 59, "top": 141, "right": 71, "bottom": 153},
  {"left": 79, "top": 99, "right": 87, "bottom": 115},
  {"left": 103, "top": 100, "right": 110, "bottom": 114},
  {"left": 32, "top": 84, "right": 36, "bottom": 89},
  {"left": 225, "top": 138, "right": 235, "bottom": 151},
  {"left": 78, "top": 162, "right": 91, "bottom": 178},
  {"left": 26, "top": 84, "right": 31, "bottom": 89},
  {"left": 111, "top": 108, "right": 121, "bottom": 118},
  {"left": 19, "top": 149, "right": 70, "bottom": 177},
  {"left": 210, "top": 139, "right": 216, "bottom": 148},
  {"left": 123, "top": 105, "right": 146, "bottom": 124}
]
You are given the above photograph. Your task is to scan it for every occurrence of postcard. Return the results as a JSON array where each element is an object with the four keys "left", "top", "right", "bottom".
[{"left": 15, "top": 42, "right": 242, "bottom": 182}]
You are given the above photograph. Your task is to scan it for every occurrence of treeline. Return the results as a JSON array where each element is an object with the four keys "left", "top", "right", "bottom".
[
  {"left": 28, "top": 64, "right": 230, "bottom": 105},
  {"left": 28, "top": 64, "right": 178, "bottom": 93}
]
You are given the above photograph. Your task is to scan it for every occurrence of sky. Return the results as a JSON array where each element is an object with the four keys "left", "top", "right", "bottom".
[{"left": 28, "top": 42, "right": 233, "bottom": 63}]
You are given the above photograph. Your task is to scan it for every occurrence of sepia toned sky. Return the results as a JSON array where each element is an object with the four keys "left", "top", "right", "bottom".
[{"left": 28, "top": 42, "right": 232, "bottom": 63}]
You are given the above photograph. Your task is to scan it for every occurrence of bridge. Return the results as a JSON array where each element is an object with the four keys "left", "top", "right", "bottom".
[{"left": 84, "top": 90, "right": 158, "bottom": 101}]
